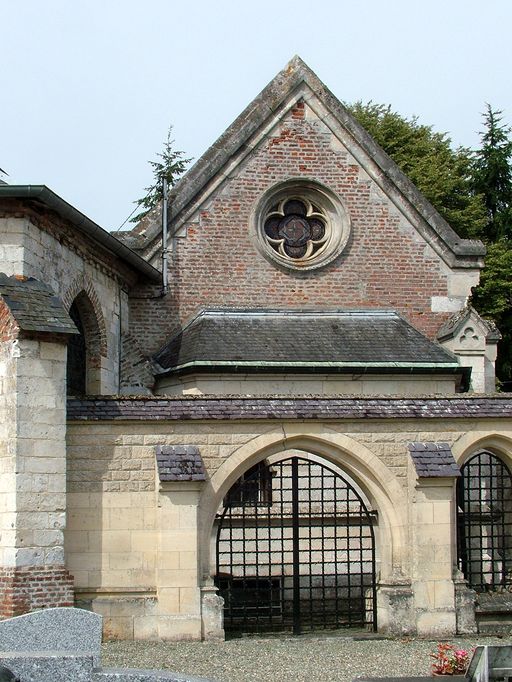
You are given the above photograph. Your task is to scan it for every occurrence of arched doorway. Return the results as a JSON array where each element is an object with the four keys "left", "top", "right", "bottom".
[
  {"left": 457, "top": 450, "right": 512, "bottom": 591},
  {"left": 215, "top": 453, "right": 377, "bottom": 634}
]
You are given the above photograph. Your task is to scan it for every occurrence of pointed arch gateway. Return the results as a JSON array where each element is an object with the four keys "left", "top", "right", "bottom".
[
  {"left": 457, "top": 450, "right": 512, "bottom": 591},
  {"left": 215, "top": 452, "right": 377, "bottom": 634}
]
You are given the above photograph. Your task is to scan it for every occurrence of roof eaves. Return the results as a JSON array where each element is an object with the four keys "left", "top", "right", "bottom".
[{"left": 0, "top": 185, "right": 162, "bottom": 283}]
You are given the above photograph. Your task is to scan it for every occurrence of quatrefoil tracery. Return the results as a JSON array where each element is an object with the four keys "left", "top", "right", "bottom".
[{"left": 263, "top": 198, "right": 328, "bottom": 261}]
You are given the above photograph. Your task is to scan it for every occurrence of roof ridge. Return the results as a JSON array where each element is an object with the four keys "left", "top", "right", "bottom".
[{"left": 132, "top": 56, "right": 484, "bottom": 269}]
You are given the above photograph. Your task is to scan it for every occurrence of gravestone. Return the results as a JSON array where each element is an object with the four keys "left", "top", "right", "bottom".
[
  {"left": 0, "top": 608, "right": 216, "bottom": 682},
  {"left": 0, "top": 665, "right": 19, "bottom": 681},
  {"left": 466, "top": 646, "right": 512, "bottom": 682},
  {"left": 0, "top": 607, "right": 101, "bottom": 666}
]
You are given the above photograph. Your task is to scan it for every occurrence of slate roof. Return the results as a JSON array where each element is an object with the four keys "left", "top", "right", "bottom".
[
  {"left": 155, "top": 445, "right": 206, "bottom": 482},
  {"left": 408, "top": 442, "right": 460, "bottom": 478},
  {"left": 0, "top": 273, "right": 77, "bottom": 335},
  {"left": 153, "top": 310, "right": 462, "bottom": 377},
  {"left": 131, "top": 56, "right": 484, "bottom": 271},
  {"left": 67, "top": 395, "right": 512, "bottom": 422}
]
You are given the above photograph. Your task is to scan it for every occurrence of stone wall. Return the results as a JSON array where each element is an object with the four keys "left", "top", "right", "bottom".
[
  {"left": 65, "top": 404, "right": 512, "bottom": 639},
  {"left": 0, "top": 206, "right": 134, "bottom": 394},
  {"left": 156, "top": 372, "right": 458, "bottom": 396},
  {"left": 0, "top": 336, "right": 74, "bottom": 617}
]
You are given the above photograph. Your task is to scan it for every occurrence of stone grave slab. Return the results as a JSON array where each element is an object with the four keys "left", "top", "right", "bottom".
[{"left": 0, "top": 608, "right": 101, "bottom": 666}]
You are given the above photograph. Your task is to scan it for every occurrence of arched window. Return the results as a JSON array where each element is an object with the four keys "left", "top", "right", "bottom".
[
  {"left": 66, "top": 301, "right": 87, "bottom": 395},
  {"left": 66, "top": 292, "right": 104, "bottom": 395},
  {"left": 215, "top": 454, "right": 376, "bottom": 634},
  {"left": 457, "top": 451, "right": 512, "bottom": 591}
]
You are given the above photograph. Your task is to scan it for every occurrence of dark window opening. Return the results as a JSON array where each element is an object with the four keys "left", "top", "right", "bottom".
[
  {"left": 66, "top": 301, "right": 87, "bottom": 395},
  {"left": 224, "top": 461, "right": 273, "bottom": 507}
]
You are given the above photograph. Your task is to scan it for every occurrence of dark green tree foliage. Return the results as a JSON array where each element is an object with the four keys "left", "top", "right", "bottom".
[
  {"left": 470, "top": 106, "right": 512, "bottom": 387},
  {"left": 348, "top": 100, "right": 512, "bottom": 388},
  {"left": 472, "top": 239, "right": 512, "bottom": 386},
  {"left": 130, "top": 127, "right": 191, "bottom": 224},
  {"left": 347, "top": 101, "right": 487, "bottom": 238},
  {"left": 472, "top": 105, "right": 512, "bottom": 241}
]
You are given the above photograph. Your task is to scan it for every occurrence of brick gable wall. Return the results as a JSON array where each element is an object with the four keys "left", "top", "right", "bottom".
[{"left": 131, "top": 101, "right": 459, "bottom": 356}]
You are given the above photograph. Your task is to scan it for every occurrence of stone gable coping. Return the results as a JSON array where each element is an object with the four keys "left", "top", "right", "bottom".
[
  {"left": 67, "top": 395, "right": 512, "bottom": 422},
  {"left": 134, "top": 56, "right": 485, "bottom": 270},
  {"left": 437, "top": 305, "right": 501, "bottom": 343},
  {"left": 408, "top": 442, "right": 461, "bottom": 478},
  {"left": 155, "top": 445, "right": 206, "bottom": 482}
]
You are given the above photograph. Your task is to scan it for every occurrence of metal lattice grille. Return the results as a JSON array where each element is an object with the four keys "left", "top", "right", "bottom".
[
  {"left": 457, "top": 451, "right": 512, "bottom": 592},
  {"left": 215, "top": 456, "right": 377, "bottom": 634}
]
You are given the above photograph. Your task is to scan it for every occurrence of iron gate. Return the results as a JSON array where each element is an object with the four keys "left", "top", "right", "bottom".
[
  {"left": 215, "top": 456, "right": 377, "bottom": 634},
  {"left": 457, "top": 451, "right": 512, "bottom": 591}
]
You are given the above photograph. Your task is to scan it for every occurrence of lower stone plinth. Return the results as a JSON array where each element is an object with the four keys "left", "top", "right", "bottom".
[{"left": 0, "top": 565, "right": 74, "bottom": 618}]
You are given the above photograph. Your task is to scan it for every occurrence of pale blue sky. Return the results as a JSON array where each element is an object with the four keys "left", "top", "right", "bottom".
[{"left": 2, "top": 0, "right": 511, "bottom": 231}]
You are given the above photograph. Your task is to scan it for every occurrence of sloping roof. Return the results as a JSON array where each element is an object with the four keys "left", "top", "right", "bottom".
[
  {"left": 155, "top": 445, "right": 206, "bottom": 482},
  {"left": 408, "top": 442, "right": 460, "bottom": 478},
  {"left": 67, "top": 396, "right": 512, "bottom": 422},
  {"left": 437, "top": 305, "right": 501, "bottom": 343},
  {"left": 134, "top": 56, "right": 484, "bottom": 269},
  {"left": 0, "top": 273, "right": 78, "bottom": 336},
  {"left": 0, "top": 185, "right": 161, "bottom": 283},
  {"left": 153, "top": 309, "right": 463, "bottom": 377}
]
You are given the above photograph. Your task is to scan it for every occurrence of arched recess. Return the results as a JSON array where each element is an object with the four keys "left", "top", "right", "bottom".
[
  {"left": 64, "top": 278, "right": 108, "bottom": 395},
  {"left": 198, "top": 428, "right": 408, "bottom": 592},
  {"left": 452, "top": 432, "right": 512, "bottom": 592}
]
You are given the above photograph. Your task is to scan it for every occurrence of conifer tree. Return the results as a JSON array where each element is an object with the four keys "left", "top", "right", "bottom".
[
  {"left": 130, "top": 127, "right": 191, "bottom": 224},
  {"left": 472, "top": 104, "right": 512, "bottom": 241},
  {"left": 470, "top": 106, "right": 512, "bottom": 388}
]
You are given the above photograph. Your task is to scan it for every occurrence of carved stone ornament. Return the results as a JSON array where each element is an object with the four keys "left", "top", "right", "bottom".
[{"left": 253, "top": 181, "right": 351, "bottom": 271}]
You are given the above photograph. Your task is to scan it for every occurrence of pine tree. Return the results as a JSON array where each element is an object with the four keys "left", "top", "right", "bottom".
[
  {"left": 130, "top": 127, "right": 191, "bottom": 224},
  {"left": 472, "top": 104, "right": 512, "bottom": 241},
  {"left": 470, "top": 106, "right": 512, "bottom": 388}
]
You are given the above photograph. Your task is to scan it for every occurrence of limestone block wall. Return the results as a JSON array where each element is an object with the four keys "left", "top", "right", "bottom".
[
  {"left": 0, "top": 336, "right": 73, "bottom": 616},
  {"left": 65, "top": 413, "right": 512, "bottom": 640},
  {"left": 409, "top": 477, "right": 457, "bottom": 636},
  {"left": 0, "top": 213, "right": 129, "bottom": 394},
  {"left": 156, "top": 372, "right": 458, "bottom": 397},
  {"left": 0, "top": 319, "right": 19, "bottom": 569}
]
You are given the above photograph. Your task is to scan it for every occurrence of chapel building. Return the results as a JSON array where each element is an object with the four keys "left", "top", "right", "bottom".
[{"left": 0, "top": 57, "right": 511, "bottom": 640}]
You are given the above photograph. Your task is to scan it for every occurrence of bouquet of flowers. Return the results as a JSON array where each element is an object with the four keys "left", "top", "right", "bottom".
[{"left": 431, "top": 643, "right": 473, "bottom": 675}]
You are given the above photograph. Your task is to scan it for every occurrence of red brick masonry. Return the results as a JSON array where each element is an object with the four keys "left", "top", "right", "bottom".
[{"left": 0, "top": 566, "right": 74, "bottom": 619}]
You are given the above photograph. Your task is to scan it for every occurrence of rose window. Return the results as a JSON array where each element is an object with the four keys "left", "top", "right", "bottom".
[
  {"left": 263, "top": 198, "right": 328, "bottom": 261},
  {"left": 253, "top": 181, "right": 351, "bottom": 271}
]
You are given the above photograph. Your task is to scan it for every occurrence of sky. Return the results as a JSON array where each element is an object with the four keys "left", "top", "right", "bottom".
[{"left": 2, "top": 0, "right": 512, "bottom": 232}]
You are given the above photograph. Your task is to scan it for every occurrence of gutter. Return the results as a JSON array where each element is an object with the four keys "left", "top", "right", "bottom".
[
  {"left": 156, "top": 361, "right": 471, "bottom": 391},
  {"left": 0, "top": 185, "right": 161, "bottom": 283}
]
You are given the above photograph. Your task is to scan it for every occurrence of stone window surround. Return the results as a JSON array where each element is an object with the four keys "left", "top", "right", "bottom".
[{"left": 251, "top": 179, "right": 351, "bottom": 272}]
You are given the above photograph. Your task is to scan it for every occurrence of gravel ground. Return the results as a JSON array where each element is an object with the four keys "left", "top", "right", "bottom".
[{"left": 101, "top": 634, "right": 509, "bottom": 682}]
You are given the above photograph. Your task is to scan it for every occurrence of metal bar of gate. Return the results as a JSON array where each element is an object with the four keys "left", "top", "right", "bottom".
[{"left": 291, "top": 457, "right": 301, "bottom": 635}]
